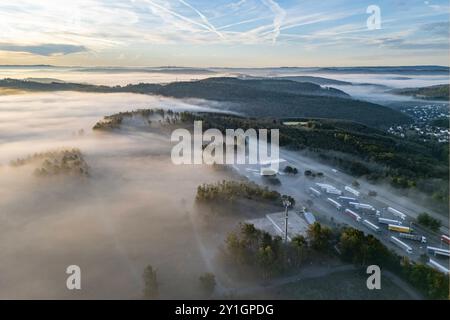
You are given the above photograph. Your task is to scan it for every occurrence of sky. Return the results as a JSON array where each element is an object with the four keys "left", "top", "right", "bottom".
[{"left": 0, "top": 0, "right": 449, "bottom": 67}]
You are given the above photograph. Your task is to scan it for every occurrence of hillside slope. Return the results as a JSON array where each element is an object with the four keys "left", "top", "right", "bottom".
[
  {"left": 0, "top": 77, "right": 412, "bottom": 128},
  {"left": 391, "top": 84, "right": 449, "bottom": 101}
]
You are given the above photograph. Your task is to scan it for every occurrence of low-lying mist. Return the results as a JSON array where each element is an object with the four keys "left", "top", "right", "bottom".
[{"left": 0, "top": 91, "right": 235, "bottom": 299}]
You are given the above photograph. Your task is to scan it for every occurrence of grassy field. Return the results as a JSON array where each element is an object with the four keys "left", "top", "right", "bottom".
[{"left": 253, "top": 270, "right": 412, "bottom": 300}]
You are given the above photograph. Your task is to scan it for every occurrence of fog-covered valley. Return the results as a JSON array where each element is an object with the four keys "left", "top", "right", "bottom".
[
  {"left": 0, "top": 91, "right": 243, "bottom": 299},
  {"left": 0, "top": 67, "right": 448, "bottom": 299}
]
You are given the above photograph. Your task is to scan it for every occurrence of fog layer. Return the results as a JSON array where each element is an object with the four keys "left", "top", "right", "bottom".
[{"left": 0, "top": 91, "right": 232, "bottom": 299}]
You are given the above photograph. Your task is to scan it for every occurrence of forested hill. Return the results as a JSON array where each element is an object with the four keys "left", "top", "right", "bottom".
[
  {"left": 0, "top": 77, "right": 411, "bottom": 128},
  {"left": 391, "top": 84, "right": 449, "bottom": 101},
  {"left": 179, "top": 112, "right": 448, "bottom": 207}
]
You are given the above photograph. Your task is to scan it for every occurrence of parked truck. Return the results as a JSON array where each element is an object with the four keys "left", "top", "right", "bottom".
[
  {"left": 427, "top": 246, "right": 450, "bottom": 257},
  {"left": 388, "top": 224, "right": 412, "bottom": 233},
  {"left": 378, "top": 217, "right": 402, "bottom": 226},
  {"left": 315, "top": 183, "right": 342, "bottom": 196},
  {"left": 428, "top": 259, "right": 449, "bottom": 275},
  {"left": 390, "top": 236, "right": 413, "bottom": 254},
  {"left": 398, "top": 233, "right": 426, "bottom": 243},
  {"left": 325, "top": 188, "right": 342, "bottom": 196},
  {"left": 345, "top": 186, "right": 360, "bottom": 197},
  {"left": 309, "top": 187, "right": 321, "bottom": 197},
  {"left": 338, "top": 196, "right": 357, "bottom": 203},
  {"left": 387, "top": 207, "right": 407, "bottom": 220},
  {"left": 363, "top": 219, "right": 379, "bottom": 232},
  {"left": 326, "top": 198, "right": 342, "bottom": 210},
  {"left": 349, "top": 202, "right": 375, "bottom": 211},
  {"left": 344, "top": 208, "right": 361, "bottom": 222}
]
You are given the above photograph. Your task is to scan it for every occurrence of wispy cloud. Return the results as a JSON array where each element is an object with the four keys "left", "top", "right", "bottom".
[
  {"left": 0, "top": 43, "right": 86, "bottom": 56},
  {"left": 0, "top": 0, "right": 448, "bottom": 66},
  {"left": 261, "top": 0, "right": 286, "bottom": 43},
  {"left": 178, "top": 0, "right": 224, "bottom": 39}
]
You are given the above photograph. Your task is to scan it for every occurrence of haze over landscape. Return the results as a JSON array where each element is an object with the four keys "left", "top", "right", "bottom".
[{"left": 0, "top": 0, "right": 449, "bottom": 301}]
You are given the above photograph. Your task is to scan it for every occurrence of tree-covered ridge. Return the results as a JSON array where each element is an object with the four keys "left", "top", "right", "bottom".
[
  {"left": 0, "top": 77, "right": 411, "bottom": 128},
  {"left": 92, "top": 108, "right": 174, "bottom": 130},
  {"left": 153, "top": 77, "right": 411, "bottom": 128},
  {"left": 392, "top": 84, "right": 449, "bottom": 100},
  {"left": 196, "top": 180, "right": 295, "bottom": 208},
  {"left": 10, "top": 148, "right": 89, "bottom": 177}
]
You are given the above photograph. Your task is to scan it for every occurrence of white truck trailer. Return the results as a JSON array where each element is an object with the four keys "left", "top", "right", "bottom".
[
  {"left": 338, "top": 196, "right": 357, "bottom": 203},
  {"left": 349, "top": 202, "right": 378, "bottom": 216},
  {"left": 326, "top": 188, "right": 342, "bottom": 196},
  {"left": 398, "top": 233, "right": 426, "bottom": 243},
  {"left": 345, "top": 186, "right": 360, "bottom": 197},
  {"left": 309, "top": 187, "right": 321, "bottom": 197},
  {"left": 428, "top": 259, "right": 449, "bottom": 275},
  {"left": 315, "top": 183, "right": 342, "bottom": 196},
  {"left": 303, "top": 211, "right": 316, "bottom": 225},
  {"left": 387, "top": 207, "right": 407, "bottom": 220},
  {"left": 326, "top": 198, "right": 342, "bottom": 210},
  {"left": 390, "top": 236, "right": 413, "bottom": 254},
  {"left": 344, "top": 209, "right": 361, "bottom": 222},
  {"left": 363, "top": 219, "right": 379, "bottom": 232},
  {"left": 427, "top": 246, "right": 450, "bottom": 257},
  {"left": 378, "top": 217, "right": 402, "bottom": 226}
]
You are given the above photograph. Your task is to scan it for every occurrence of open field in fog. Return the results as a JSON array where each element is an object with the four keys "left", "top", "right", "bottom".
[{"left": 0, "top": 91, "right": 240, "bottom": 299}]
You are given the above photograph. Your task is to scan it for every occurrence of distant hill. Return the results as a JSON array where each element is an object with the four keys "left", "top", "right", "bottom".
[
  {"left": 180, "top": 112, "right": 448, "bottom": 205},
  {"left": 24, "top": 77, "right": 66, "bottom": 84},
  {"left": 162, "top": 77, "right": 350, "bottom": 98},
  {"left": 235, "top": 74, "right": 352, "bottom": 86},
  {"left": 155, "top": 78, "right": 411, "bottom": 127},
  {"left": 73, "top": 66, "right": 216, "bottom": 74},
  {"left": 391, "top": 84, "right": 449, "bottom": 101},
  {"left": 312, "top": 66, "right": 450, "bottom": 75},
  {"left": 273, "top": 76, "right": 351, "bottom": 86},
  {"left": 0, "top": 77, "right": 411, "bottom": 128}
]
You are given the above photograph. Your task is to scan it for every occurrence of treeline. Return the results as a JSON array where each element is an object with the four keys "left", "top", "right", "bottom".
[
  {"left": 93, "top": 108, "right": 177, "bottom": 130},
  {"left": 337, "top": 227, "right": 449, "bottom": 299},
  {"left": 196, "top": 180, "right": 295, "bottom": 208},
  {"left": 223, "top": 223, "right": 309, "bottom": 279},
  {"left": 10, "top": 148, "right": 89, "bottom": 177}
]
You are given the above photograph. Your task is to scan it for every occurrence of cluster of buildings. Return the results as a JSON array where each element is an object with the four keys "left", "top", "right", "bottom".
[{"left": 387, "top": 104, "right": 449, "bottom": 143}]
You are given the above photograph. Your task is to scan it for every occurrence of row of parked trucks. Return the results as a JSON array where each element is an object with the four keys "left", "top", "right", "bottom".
[{"left": 314, "top": 182, "right": 449, "bottom": 257}]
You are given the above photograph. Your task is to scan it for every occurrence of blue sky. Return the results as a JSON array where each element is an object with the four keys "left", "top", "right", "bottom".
[{"left": 0, "top": 0, "right": 448, "bottom": 67}]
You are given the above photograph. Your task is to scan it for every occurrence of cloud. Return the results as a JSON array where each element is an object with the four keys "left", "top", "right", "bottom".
[
  {"left": 228, "top": 0, "right": 247, "bottom": 11},
  {"left": 371, "top": 37, "right": 449, "bottom": 50},
  {"left": 420, "top": 21, "right": 450, "bottom": 37},
  {"left": 261, "top": 0, "right": 286, "bottom": 43},
  {"left": 178, "top": 0, "right": 224, "bottom": 39},
  {"left": 0, "top": 43, "right": 87, "bottom": 56}
]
